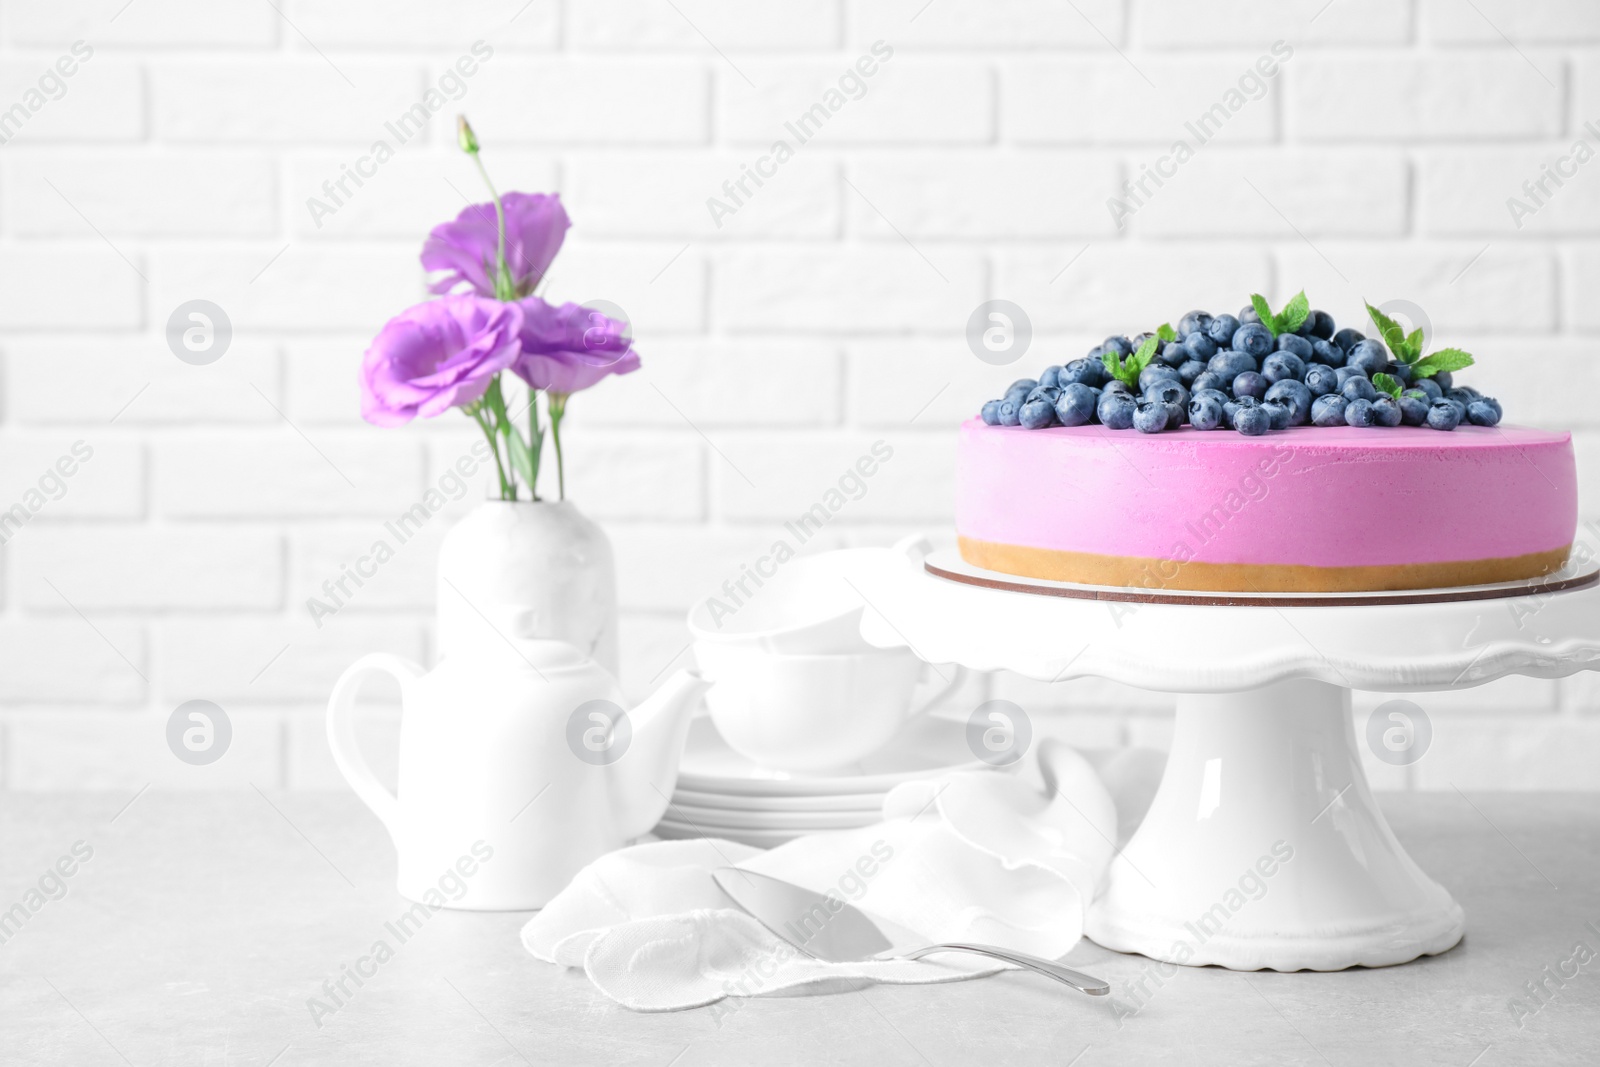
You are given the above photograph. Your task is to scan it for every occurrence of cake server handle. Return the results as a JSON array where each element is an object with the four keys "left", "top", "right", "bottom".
[{"left": 896, "top": 942, "right": 1110, "bottom": 996}]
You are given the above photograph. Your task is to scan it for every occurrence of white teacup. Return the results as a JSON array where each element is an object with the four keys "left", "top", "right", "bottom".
[
  {"left": 693, "top": 641, "right": 964, "bottom": 773},
  {"left": 687, "top": 549, "right": 883, "bottom": 656}
]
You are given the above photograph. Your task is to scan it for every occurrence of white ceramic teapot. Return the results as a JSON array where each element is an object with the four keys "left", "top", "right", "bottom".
[{"left": 326, "top": 635, "right": 708, "bottom": 910}]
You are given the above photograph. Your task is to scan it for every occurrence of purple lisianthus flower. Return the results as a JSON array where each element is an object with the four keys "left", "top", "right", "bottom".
[
  {"left": 361, "top": 295, "right": 524, "bottom": 427},
  {"left": 511, "top": 297, "right": 641, "bottom": 394},
  {"left": 421, "top": 192, "right": 570, "bottom": 298}
]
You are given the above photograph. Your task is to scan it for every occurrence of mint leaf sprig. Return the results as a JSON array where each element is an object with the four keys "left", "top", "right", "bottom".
[
  {"left": 1364, "top": 301, "right": 1475, "bottom": 380},
  {"left": 1102, "top": 334, "right": 1161, "bottom": 390},
  {"left": 1249, "top": 290, "right": 1310, "bottom": 338},
  {"left": 1371, "top": 372, "right": 1404, "bottom": 399}
]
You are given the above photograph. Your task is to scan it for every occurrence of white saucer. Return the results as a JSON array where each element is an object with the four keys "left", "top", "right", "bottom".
[
  {"left": 654, "top": 820, "right": 850, "bottom": 848},
  {"left": 660, "top": 802, "right": 882, "bottom": 831},
  {"left": 669, "top": 785, "right": 890, "bottom": 813},
  {"left": 675, "top": 715, "right": 981, "bottom": 798}
]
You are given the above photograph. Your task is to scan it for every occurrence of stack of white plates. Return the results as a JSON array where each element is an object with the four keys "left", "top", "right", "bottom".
[{"left": 654, "top": 714, "right": 982, "bottom": 848}]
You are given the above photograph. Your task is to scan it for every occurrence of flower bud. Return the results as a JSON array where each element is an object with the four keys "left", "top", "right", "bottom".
[{"left": 457, "top": 115, "right": 479, "bottom": 154}]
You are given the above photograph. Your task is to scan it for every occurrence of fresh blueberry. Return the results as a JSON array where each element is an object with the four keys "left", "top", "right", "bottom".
[
  {"left": 1346, "top": 339, "right": 1388, "bottom": 376},
  {"left": 1432, "top": 370, "right": 1454, "bottom": 392},
  {"left": 1146, "top": 380, "right": 1190, "bottom": 406},
  {"left": 1098, "top": 391, "right": 1137, "bottom": 429},
  {"left": 1192, "top": 370, "right": 1230, "bottom": 394},
  {"left": 1234, "top": 405, "right": 1272, "bottom": 436},
  {"left": 1398, "top": 390, "right": 1431, "bottom": 426},
  {"left": 980, "top": 400, "right": 1003, "bottom": 425},
  {"left": 1177, "top": 310, "right": 1212, "bottom": 337},
  {"left": 1102, "top": 336, "right": 1133, "bottom": 358},
  {"left": 1467, "top": 397, "right": 1502, "bottom": 426},
  {"left": 1304, "top": 365, "right": 1340, "bottom": 397},
  {"left": 1038, "top": 365, "right": 1063, "bottom": 389},
  {"left": 1311, "top": 394, "right": 1349, "bottom": 427},
  {"left": 1055, "top": 383, "right": 1098, "bottom": 427},
  {"left": 1103, "top": 378, "right": 1133, "bottom": 395},
  {"left": 1133, "top": 399, "right": 1170, "bottom": 433},
  {"left": 1060, "top": 358, "right": 1105, "bottom": 387},
  {"left": 1341, "top": 376, "right": 1379, "bottom": 403},
  {"left": 1233, "top": 371, "right": 1268, "bottom": 400},
  {"left": 1233, "top": 322, "right": 1274, "bottom": 358},
  {"left": 1189, "top": 393, "right": 1226, "bottom": 430},
  {"left": 1019, "top": 398, "right": 1056, "bottom": 429},
  {"left": 1184, "top": 332, "right": 1219, "bottom": 360},
  {"left": 1412, "top": 377, "right": 1444, "bottom": 402},
  {"left": 1335, "top": 365, "right": 1370, "bottom": 389},
  {"left": 1159, "top": 341, "right": 1192, "bottom": 368},
  {"left": 1426, "top": 399, "right": 1463, "bottom": 431},
  {"left": 1304, "top": 310, "right": 1336, "bottom": 340},
  {"left": 1027, "top": 386, "right": 1062, "bottom": 407},
  {"left": 1140, "top": 363, "right": 1182, "bottom": 392},
  {"left": 1239, "top": 304, "right": 1261, "bottom": 325},
  {"left": 1332, "top": 328, "right": 1365, "bottom": 353},
  {"left": 1178, "top": 359, "right": 1208, "bottom": 385},
  {"left": 1447, "top": 386, "right": 1481, "bottom": 406},
  {"left": 1261, "top": 399, "right": 1292, "bottom": 431},
  {"left": 1208, "top": 350, "right": 1258, "bottom": 380},
  {"left": 1265, "top": 379, "right": 1314, "bottom": 424},
  {"left": 1384, "top": 361, "right": 1413, "bottom": 386},
  {"left": 998, "top": 398, "right": 1022, "bottom": 426},
  {"left": 1224, "top": 394, "right": 1260, "bottom": 428},
  {"left": 1344, "top": 398, "right": 1377, "bottom": 428},
  {"left": 1276, "top": 334, "right": 1314, "bottom": 361},
  {"left": 1207, "top": 314, "right": 1241, "bottom": 347},
  {"left": 1262, "top": 352, "right": 1307, "bottom": 384},
  {"left": 1371, "top": 395, "right": 1402, "bottom": 427},
  {"left": 1006, "top": 378, "right": 1039, "bottom": 396},
  {"left": 1310, "top": 339, "right": 1344, "bottom": 367}
]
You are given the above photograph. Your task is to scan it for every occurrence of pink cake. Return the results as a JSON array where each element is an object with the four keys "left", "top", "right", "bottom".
[{"left": 955, "top": 419, "right": 1577, "bottom": 593}]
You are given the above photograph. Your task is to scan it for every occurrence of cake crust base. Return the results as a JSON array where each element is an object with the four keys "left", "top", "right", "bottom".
[{"left": 958, "top": 536, "right": 1573, "bottom": 594}]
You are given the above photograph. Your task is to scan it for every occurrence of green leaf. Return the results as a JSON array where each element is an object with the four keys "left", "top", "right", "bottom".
[
  {"left": 1278, "top": 290, "right": 1310, "bottom": 334},
  {"left": 1371, "top": 372, "right": 1403, "bottom": 399},
  {"left": 1410, "top": 348, "right": 1475, "bottom": 379},
  {"left": 1157, "top": 322, "right": 1178, "bottom": 342},
  {"left": 1403, "top": 327, "right": 1425, "bottom": 363},
  {"left": 1364, "top": 301, "right": 1410, "bottom": 363},
  {"left": 1250, "top": 293, "right": 1277, "bottom": 337},
  {"left": 505, "top": 431, "right": 536, "bottom": 487},
  {"left": 1101, "top": 351, "right": 1127, "bottom": 386},
  {"left": 1129, "top": 335, "right": 1160, "bottom": 378}
]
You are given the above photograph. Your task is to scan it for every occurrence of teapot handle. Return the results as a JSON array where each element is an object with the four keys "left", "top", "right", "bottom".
[{"left": 326, "top": 653, "right": 425, "bottom": 834}]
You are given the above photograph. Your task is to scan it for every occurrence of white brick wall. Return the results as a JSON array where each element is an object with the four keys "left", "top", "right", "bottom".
[{"left": 1, "top": 0, "right": 1597, "bottom": 792}]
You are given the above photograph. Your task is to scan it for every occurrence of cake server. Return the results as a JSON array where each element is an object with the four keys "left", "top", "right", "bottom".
[{"left": 711, "top": 867, "right": 1110, "bottom": 997}]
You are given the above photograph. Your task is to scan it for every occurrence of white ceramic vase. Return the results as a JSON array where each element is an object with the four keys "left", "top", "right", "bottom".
[{"left": 437, "top": 501, "right": 619, "bottom": 677}]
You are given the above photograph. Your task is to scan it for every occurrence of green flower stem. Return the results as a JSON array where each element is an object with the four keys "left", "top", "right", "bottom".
[
  {"left": 468, "top": 149, "right": 514, "bottom": 302},
  {"left": 471, "top": 408, "right": 510, "bottom": 499},
  {"left": 548, "top": 391, "right": 569, "bottom": 501},
  {"left": 529, "top": 386, "right": 544, "bottom": 499}
]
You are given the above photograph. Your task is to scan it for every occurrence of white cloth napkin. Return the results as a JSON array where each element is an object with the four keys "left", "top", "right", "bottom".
[{"left": 522, "top": 739, "right": 1121, "bottom": 1012}]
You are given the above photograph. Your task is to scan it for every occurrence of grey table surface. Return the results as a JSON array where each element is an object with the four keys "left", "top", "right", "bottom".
[{"left": 1, "top": 791, "right": 1596, "bottom": 1067}]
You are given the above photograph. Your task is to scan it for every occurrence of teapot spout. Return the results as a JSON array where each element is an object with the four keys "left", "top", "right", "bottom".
[{"left": 614, "top": 669, "right": 710, "bottom": 841}]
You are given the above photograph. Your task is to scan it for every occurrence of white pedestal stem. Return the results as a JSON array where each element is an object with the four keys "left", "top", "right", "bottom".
[{"left": 1085, "top": 679, "right": 1465, "bottom": 971}]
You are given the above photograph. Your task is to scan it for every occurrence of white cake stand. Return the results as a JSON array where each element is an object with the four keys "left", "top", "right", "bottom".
[{"left": 844, "top": 538, "right": 1600, "bottom": 972}]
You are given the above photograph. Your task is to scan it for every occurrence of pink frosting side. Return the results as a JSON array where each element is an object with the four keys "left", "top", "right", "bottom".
[{"left": 955, "top": 419, "right": 1577, "bottom": 567}]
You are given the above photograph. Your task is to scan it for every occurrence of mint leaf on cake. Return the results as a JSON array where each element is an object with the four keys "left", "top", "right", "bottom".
[
  {"left": 1249, "top": 290, "right": 1310, "bottom": 338},
  {"left": 1410, "top": 348, "right": 1475, "bottom": 379}
]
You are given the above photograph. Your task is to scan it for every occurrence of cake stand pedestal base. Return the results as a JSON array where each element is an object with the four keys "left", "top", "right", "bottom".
[{"left": 1084, "top": 679, "right": 1464, "bottom": 971}]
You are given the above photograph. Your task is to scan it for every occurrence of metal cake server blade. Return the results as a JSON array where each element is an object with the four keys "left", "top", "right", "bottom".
[{"left": 711, "top": 867, "right": 1110, "bottom": 997}]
